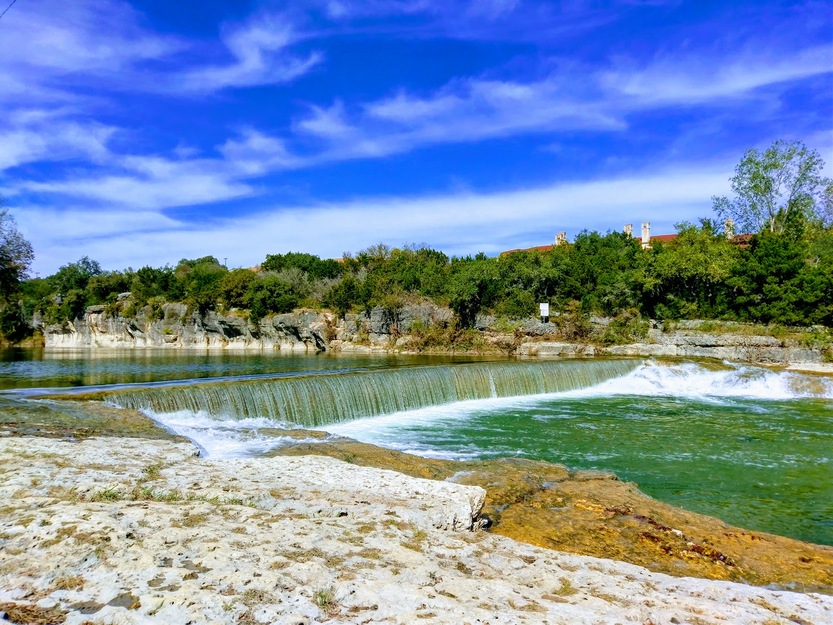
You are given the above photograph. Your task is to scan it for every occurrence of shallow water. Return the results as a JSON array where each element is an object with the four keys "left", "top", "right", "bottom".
[
  {"left": 0, "top": 348, "right": 484, "bottom": 391},
  {"left": 2, "top": 351, "right": 831, "bottom": 545}
]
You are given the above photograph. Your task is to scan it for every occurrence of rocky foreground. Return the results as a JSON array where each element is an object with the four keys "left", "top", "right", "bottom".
[{"left": 1, "top": 437, "right": 831, "bottom": 625}]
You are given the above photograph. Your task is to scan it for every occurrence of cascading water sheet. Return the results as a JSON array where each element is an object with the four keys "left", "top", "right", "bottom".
[{"left": 107, "top": 359, "right": 641, "bottom": 427}]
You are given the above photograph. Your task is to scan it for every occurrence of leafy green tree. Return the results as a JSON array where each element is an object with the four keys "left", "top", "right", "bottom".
[
  {"left": 323, "top": 275, "right": 360, "bottom": 318},
  {"left": 727, "top": 211, "right": 831, "bottom": 325},
  {"left": 641, "top": 221, "right": 740, "bottom": 319},
  {"left": 0, "top": 207, "right": 34, "bottom": 341},
  {"left": 219, "top": 269, "right": 257, "bottom": 309},
  {"left": 0, "top": 207, "right": 34, "bottom": 300},
  {"left": 447, "top": 258, "right": 500, "bottom": 327},
  {"left": 50, "top": 256, "right": 102, "bottom": 295},
  {"left": 175, "top": 257, "right": 227, "bottom": 314},
  {"left": 248, "top": 275, "right": 300, "bottom": 322},
  {"left": 713, "top": 140, "right": 832, "bottom": 234},
  {"left": 568, "top": 231, "right": 642, "bottom": 314},
  {"left": 262, "top": 252, "right": 342, "bottom": 280},
  {"left": 131, "top": 266, "right": 180, "bottom": 304},
  {"left": 87, "top": 271, "right": 133, "bottom": 305},
  {"left": 494, "top": 251, "right": 546, "bottom": 318}
]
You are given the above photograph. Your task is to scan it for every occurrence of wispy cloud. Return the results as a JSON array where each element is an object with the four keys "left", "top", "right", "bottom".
[
  {"left": 286, "top": 74, "right": 622, "bottom": 163},
  {"left": 178, "top": 15, "right": 322, "bottom": 92},
  {"left": 602, "top": 44, "right": 833, "bottom": 106},
  {"left": 315, "top": 0, "right": 616, "bottom": 42},
  {"left": 269, "top": 40, "right": 831, "bottom": 167},
  {"left": 0, "top": 112, "right": 116, "bottom": 172},
  {"left": 22, "top": 154, "right": 253, "bottom": 210},
  {"left": 0, "top": 0, "right": 178, "bottom": 104},
  {"left": 219, "top": 129, "right": 304, "bottom": 175},
  {"left": 20, "top": 165, "right": 730, "bottom": 274}
]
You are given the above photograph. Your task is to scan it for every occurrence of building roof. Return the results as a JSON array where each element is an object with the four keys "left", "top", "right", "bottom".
[
  {"left": 499, "top": 230, "right": 754, "bottom": 256},
  {"left": 648, "top": 234, "right": 677, "bottom": 244},
  {"left": 499, "top": 244, "right": 556, "bottom": 256}
]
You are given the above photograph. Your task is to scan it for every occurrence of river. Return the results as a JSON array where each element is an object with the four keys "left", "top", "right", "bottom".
[{"left": 2, "top": 348, "right": 831, "bottom": 545}]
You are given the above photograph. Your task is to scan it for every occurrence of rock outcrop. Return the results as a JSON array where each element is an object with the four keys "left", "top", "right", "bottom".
[
  {"left": 601, "top": 323, "right": 826, "bottom": 364},
  {"left": 42, "top": 305, "right": 831, "bottom": 368},
  {"left": 44, "top": 304, "right": 331, "bottom": 352},
  {"left": 2, "top": 437, "right": 830, "bottom": 625}
]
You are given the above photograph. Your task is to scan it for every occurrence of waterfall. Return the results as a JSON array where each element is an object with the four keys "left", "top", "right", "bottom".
[{"left": 107, "top": 359, "right": 641, "bottom": 428}]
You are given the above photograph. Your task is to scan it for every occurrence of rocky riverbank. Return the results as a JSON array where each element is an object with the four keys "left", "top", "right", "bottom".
[
  {"left": 39, "top": 304, "right": 833, "bottom": 370},
  {"left": 1, "top": 435, "right": 831, "bottom": 625}
]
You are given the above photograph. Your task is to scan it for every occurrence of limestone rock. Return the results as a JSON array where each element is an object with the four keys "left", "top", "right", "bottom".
[{"left": 1, "top": 436, "right": 830, "bottom": 625}]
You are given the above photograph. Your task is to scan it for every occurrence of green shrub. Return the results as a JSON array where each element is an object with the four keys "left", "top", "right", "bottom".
[{"left": 601, "top": 308, "right": 649, "bottom": 345}]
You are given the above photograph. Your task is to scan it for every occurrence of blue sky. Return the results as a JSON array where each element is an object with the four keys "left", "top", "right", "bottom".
[{"left": 1, "top": 0, "right": 830, "bottom": 275}]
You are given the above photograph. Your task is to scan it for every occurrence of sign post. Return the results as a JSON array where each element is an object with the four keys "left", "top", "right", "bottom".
[{"left": 539, "top": 303, "right": 550, "bottom": 323}]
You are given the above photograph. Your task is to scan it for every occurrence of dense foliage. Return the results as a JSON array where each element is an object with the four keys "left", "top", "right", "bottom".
[
  {"left": 0, "top": 207, "right": 35, "bottom": 342},
  {"left": 3, "top": 141, "right": 832, "bottom": 343},
  {"left": 16, "top": 214, "right": 832, "bottom": 333}
]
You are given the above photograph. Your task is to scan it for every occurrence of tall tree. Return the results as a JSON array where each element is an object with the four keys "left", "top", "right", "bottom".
[
  {"left": 0, "top": 206, "right": 34, "bottom": 299},
  {"left": 0, "top": 206, "right": 34, "bottom": 341},
  {"left": 713, "top": 140, "right": 831, "bottom": 234}
]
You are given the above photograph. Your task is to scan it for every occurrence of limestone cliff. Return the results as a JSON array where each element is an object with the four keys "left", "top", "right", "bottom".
[{"left": 42, "top": 304, "right": 830, "bottom": 368}]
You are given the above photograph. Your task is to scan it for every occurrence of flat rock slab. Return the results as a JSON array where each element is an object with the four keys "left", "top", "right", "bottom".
[
  {"left": 1, "top": 437, "right": 831, "bottom": 625},
  {"left": 0, "top": 437, "right": 485, "bottom": 532}
]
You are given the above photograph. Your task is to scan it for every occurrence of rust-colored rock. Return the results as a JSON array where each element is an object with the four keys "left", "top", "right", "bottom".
[{"left": 276, "top": 438, "right": 833, "bottom": 592}]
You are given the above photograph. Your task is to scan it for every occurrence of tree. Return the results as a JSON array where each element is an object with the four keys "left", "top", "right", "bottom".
[
  {"left": 0, "top": 207, "right": 34, "bottom": 299},
  {"left": 247, "top": 275, "right": 300, "bottom": 322},
  {"left": 0, "top": 207, "right": 35, "bottom": 341},
  {"left": 641, "top": 220, "right": 740, "bottom": 319},
  {"left": 219, "top": 268, "right": 257, "bottom": 309},
  {"left": 175, "top": 257, "right": 227, "bottom": 314},
  {"left": 50, "top": 256, "right": 102, "bottom": 295},
  {"left": 713, "top": 140, "right": 832, "bottom": 234}
]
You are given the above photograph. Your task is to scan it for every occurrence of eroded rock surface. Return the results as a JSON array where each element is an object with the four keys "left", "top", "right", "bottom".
[
  {"left": 277, "top": 439, "right": 833, "bottom": 592},
  {"left": 2, "top": 437, "right": 831, "bottom": 625}
]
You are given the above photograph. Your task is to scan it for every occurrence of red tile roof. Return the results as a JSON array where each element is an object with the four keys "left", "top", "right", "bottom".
[
  {"left": 648, "top": 234, "right": 677, "bottom": 243},
  {"left": 500, "top": 244, "right": 556, "bottom": 256}
]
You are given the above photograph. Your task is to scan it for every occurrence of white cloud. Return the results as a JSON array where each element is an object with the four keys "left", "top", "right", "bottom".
[
  {"left": 179, "top": 15, "right": 322, "bottom": 92},
  {"left": 15, "top": 206, "right": 184, "bottom": 274},
  {"left": 0, "top": 0, "right": 178, "bottom": 104},
  {"left": 295, "top": 102, "right": 357, "bottom": 140},
  {"left": 0, "top": 117, "right": 116, "bottom": 172},
  {"left": 23, "top": 155, "right": 253, "bottom": 210},
  {"left": 22, "top": 165, "right": 731, "bottom": 275},
  {"left": 602, "top": 44, "right": 833, "bottom": 106},
  {"left": 289, "top": 75, "right": 622, "bottom": 164},
  {"left": 220, "top": 130, "right": 303, "bottom": 174},
  {"left": 320, "top": 0, "right": 435, "bottom": 19}
]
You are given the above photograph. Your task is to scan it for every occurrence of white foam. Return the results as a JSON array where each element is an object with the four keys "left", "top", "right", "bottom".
[
  {"left": 141, "top": 408, "right": 325, "bottom": 459},
  {"left": 559, "top": 361, "right": 833, "bottom": 401},
  {"left": 140, "top": 361, "right": 833, "bottom": 459}
]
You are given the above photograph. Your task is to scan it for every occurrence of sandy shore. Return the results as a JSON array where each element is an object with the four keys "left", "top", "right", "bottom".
[{"left": 1, "top": 437, "right": 831, "bottom": 625}]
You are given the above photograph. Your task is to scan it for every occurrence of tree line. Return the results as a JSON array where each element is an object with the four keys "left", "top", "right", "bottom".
[{"left": 1, "top": 140, "right": 831, "bottom": 343}]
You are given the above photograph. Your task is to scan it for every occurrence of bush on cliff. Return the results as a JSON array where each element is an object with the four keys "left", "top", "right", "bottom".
[{"left": 247, "top": 275, "right": 300, "bottom": 323}]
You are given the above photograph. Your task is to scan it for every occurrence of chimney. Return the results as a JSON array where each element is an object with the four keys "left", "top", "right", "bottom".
[
  {"left": 623, "top": 224, "right": 633, "bottom": 237},
  {"left": 555, "top": 231, "right": 567, "bottom": 246},
  {"left": 724, "top": 218, "right": 735, "bottom": 240},
  {"left": 641, "top": 222, "right": 651, "bottom": 248}
]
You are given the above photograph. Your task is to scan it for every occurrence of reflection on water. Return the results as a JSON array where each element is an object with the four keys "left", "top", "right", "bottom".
[{"left": 0, "top": 347, "right": 493, "bottom": 390}]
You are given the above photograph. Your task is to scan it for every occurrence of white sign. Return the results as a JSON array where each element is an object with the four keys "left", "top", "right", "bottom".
[{"left": 539, "top": 303, "right": 550, "bottom": 317}]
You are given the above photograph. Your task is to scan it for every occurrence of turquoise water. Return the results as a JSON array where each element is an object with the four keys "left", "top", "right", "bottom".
[
  {"left": 1, "top": 350, "right": 831, "bottom": 545},
  {"left": 321, "top": 362, "right": 833, "bottom": 544}
]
